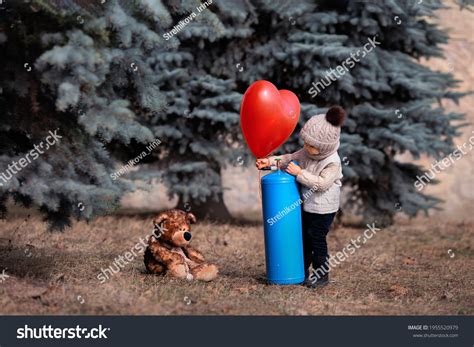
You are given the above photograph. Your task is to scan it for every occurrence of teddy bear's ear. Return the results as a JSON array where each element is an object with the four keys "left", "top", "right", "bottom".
[
  {"left": 186, "top": 212, "right": 197, "bottom": 224},
  {"left": 153, "top": 212, "right": 170, "bottom": 227}
]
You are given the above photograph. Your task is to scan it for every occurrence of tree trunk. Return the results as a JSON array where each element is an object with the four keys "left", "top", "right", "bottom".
[
  {"left": 176, "top": 159, "right": 233, "bottom": 222},
  {"left": 177, "top": 192, "right": 233, "bottom": 222}
]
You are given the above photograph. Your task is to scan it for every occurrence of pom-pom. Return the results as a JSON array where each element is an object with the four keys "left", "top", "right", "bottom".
[{"left": 326, "top": 106, "right": 346, "bottom": 126}]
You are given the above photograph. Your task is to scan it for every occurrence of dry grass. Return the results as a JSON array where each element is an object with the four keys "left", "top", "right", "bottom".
[{"left": 0, "top": 214, "right": 472, "bottom": 315}]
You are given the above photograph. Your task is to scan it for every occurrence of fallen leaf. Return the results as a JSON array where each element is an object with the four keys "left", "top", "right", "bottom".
[
  {"left": 235, "top": 284, "right": 258, "bottom": 295},
  {"left": 403, "top": 256, "right": 416, "bottom": 265},
  {"left": 389, "top": 284, "right": 409, "bottom": 296},
  {"left": 236, "top": 287, "right": 249, "bottom": 294}
]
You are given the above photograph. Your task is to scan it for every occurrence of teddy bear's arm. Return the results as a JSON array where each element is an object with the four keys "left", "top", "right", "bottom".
[
  {"left": 183, "top": 245, "right": 205, "bottom": 263},
  {"left": 148, "top": 237, "right": 184, "bottom": 264}
]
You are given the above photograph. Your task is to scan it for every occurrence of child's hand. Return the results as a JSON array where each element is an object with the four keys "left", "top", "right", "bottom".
[
  {"left": 255, "top": 158, "right": 270, "bottom": 169},
  {"left": 286, "top": 162, "right": 302, "bottom": 176}
]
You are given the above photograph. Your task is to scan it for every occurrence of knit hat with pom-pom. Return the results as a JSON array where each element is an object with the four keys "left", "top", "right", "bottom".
[{"left": 300, "top": 106, "right": 346, "bottom": 159}]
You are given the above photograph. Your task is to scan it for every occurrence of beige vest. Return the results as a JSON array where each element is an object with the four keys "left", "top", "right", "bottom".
[{"left": 298, "top": 152, "right": 342, "bottom": 214}]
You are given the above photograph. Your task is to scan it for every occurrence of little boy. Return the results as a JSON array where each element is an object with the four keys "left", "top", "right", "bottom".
[{"left": 256, "top": 106, "right": 346, "bottom": 287}]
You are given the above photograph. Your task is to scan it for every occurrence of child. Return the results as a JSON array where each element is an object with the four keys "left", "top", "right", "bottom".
[{"left": 255, "top": 106, "right": 346, "bottom": 287}]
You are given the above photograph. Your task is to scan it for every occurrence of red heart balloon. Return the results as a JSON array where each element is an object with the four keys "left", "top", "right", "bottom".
[{"left": 240, "top": 80, "right": 300, "bottom": 158}]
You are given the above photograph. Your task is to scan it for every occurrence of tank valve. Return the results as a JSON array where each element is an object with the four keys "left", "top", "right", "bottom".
[{"left": 275, "top": 158, "right": 282, "bottom": 171}]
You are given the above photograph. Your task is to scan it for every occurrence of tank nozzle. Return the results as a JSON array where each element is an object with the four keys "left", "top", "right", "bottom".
[{"left": 274, "top": 158, "right": 282, "bottom": 171}]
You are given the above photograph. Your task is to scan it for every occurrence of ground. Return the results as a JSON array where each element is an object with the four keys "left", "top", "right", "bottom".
[{"left": 0, "top": 213, "right": 472, "bottom": 315}]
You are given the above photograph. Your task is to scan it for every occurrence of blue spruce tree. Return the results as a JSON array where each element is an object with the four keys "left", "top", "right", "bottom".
[
  {"left": 220, "top": 0, "right": 468, "bottom": 224},
  {"left": 0, "top": 0, "right": 468, "bottom": 228}
]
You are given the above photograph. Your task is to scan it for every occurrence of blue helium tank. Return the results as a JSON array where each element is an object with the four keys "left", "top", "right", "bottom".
[{"left": 261, "top": 163, "right": 304, "bottom": 284}]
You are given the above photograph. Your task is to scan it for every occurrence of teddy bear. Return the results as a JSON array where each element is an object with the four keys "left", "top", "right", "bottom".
[{"left": 144, "top": 209, "right": 218, "bottom": 281}]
